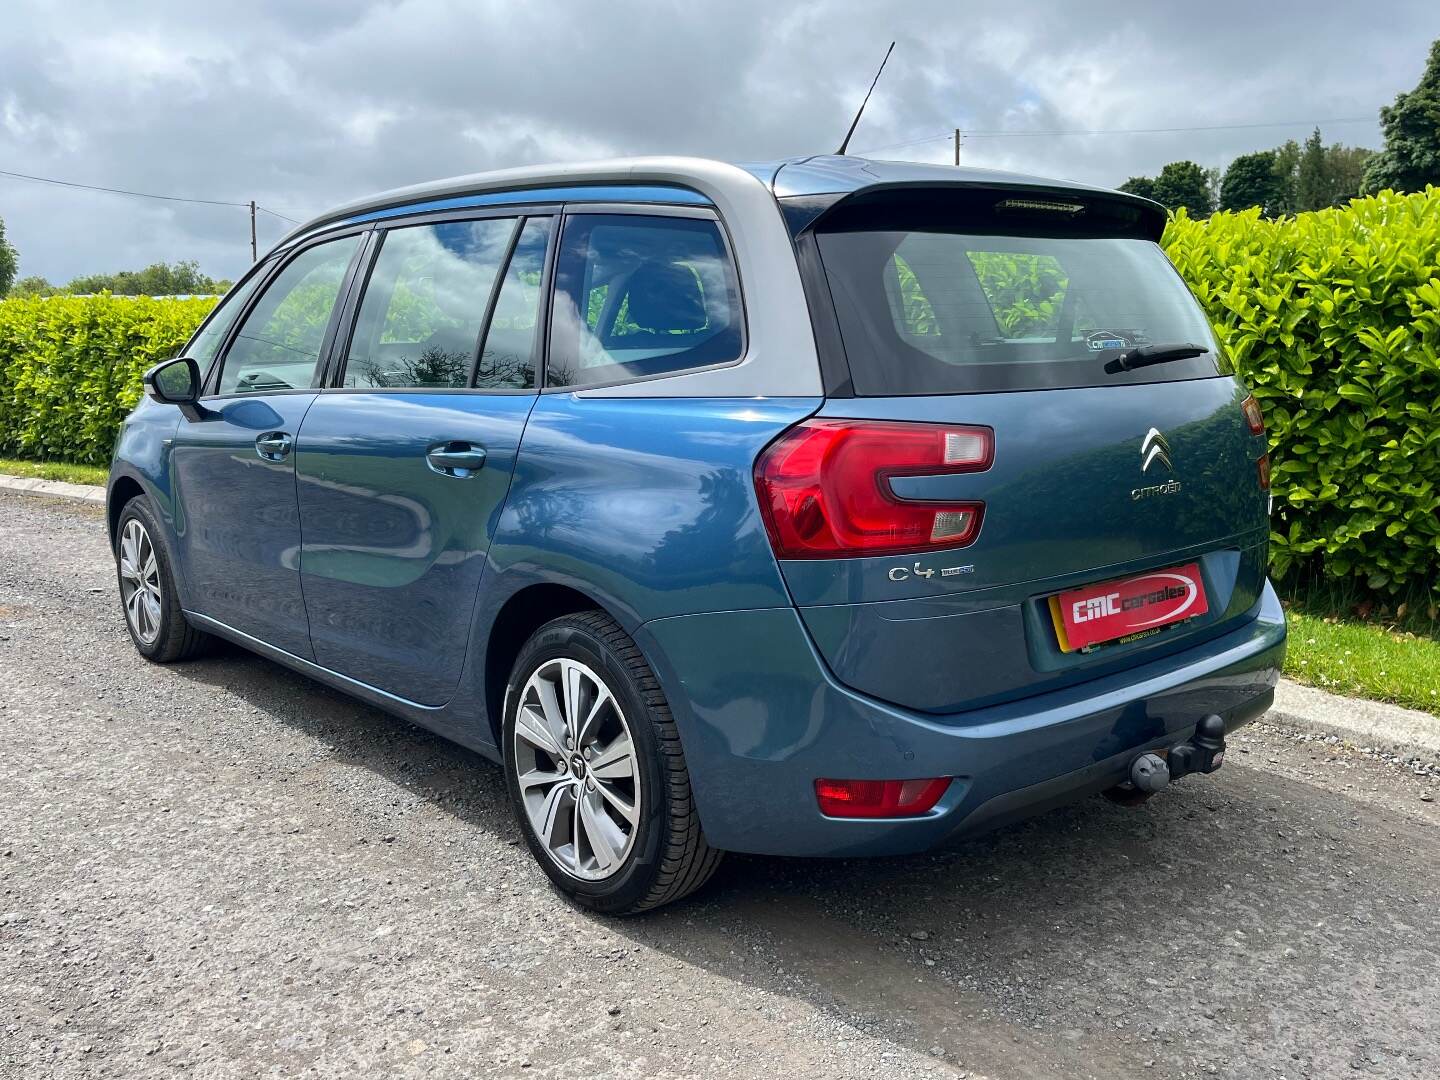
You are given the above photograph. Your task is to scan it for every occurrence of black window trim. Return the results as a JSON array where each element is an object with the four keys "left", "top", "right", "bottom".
[
  {"left": 202, "top": 224, "right": 373, "bottom": 400},
  {"left": 538, "top": 204, "right": 749, "bottom": 394}
]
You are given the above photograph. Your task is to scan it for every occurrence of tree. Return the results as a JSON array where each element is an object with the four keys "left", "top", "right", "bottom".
[
  {"left": 1117, "top": 175, "right": 1157, "bottom": 200},
  {"left": 9, "top": 276, "right": 54, "bottom": 297},
  {"left": 1220, "top": 150, "right": 1284, "bottom": 214},
  {"left": 1295, "top": 128, "right": 1329, "bottom": 211},
  {"left": 1362, "top": 38, "right": 1440, "bottom": 193},
  {"left": 1230, "top": 133, "right": 1373, "bottom": 216},
  {"left": 1271, "top": 139, "right": 1301, "bottom": 215},
  {"left": 1151, "top": 160, "right": 1214, "bottom": 215},
  {"left": 64, "top": 260, "right": 228, "bottom": 296},
  {"left": 0, "top": 216, "right": 17, "bottom": 297},
  {"left": 1323, "top": 145, "right": 1373, "bottom": 205}
]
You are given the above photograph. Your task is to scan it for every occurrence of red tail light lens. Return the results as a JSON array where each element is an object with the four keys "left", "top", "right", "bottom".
[
  {"left": 1241, "top": 395, "right": 1265, "bottom": 435},
  {"left": 815, "top": 777, "right": 951, "bottom": 818},
  {"left": 754, "top": 420, "right": 993, "bottom": 558},
  {"left": 1256, "top": 453, "right": 1271, "bottom": 490}
]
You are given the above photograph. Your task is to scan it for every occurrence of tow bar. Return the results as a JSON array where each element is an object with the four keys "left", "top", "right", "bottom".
[{"left": 1106, "top": 714, "right": 1227, "bottom": 805}]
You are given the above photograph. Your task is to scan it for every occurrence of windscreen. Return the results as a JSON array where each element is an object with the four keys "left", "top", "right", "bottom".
[{"left": 815, "top": 229, "right": 1228, "bottom": 395}]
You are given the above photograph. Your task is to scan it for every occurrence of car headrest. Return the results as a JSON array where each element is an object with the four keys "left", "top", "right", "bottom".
[{"left": 625, "top": 262, "right": 706, "bottom": 333}]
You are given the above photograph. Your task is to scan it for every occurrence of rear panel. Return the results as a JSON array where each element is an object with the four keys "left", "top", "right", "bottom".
[{"left": 769, "top": 183, "right": 1272, "bottom": 715}]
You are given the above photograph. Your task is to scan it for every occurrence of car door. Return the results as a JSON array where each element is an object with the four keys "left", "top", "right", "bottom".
[
  {"left": 170, "top": 231, "right": 365, "bottom": 659},
  {"left": 293, "top": 214, "right": 552, "bottom": 705}
]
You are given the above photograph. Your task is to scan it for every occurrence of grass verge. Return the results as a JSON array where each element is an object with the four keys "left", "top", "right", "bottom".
[
  {"left": 0, "top": 456, "right": 109, "bottom": 487},
  {"left": 1285, "top": 607, "right": 1440, "bottom": 716}
]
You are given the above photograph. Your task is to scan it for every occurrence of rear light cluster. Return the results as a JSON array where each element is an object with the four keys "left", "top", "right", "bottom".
[
  {"left": 754, "top": 420, "right": 994, "bottom": 558},
  {"left": 1242, "top": 396, "right": 1270, "bottom": 506},
  {"left": 1240, "top": 395, "right": 1266, "bottom": 435},
  {"left": 814, "top": 777, "right": 951, "bottom": 819}
]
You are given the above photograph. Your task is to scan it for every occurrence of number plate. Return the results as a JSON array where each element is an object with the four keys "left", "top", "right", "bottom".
[{"left": 1049, "top": 562, "right": 1209, "bottom": 652}]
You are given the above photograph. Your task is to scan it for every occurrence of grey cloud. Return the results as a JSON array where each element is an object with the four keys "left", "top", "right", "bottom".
[{"left": 1, "top": 0, "right": 1432, "bottom": 283}]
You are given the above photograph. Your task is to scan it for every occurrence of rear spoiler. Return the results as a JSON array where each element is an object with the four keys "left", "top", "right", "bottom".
[{"left": 779, "top": 182, "right": 1168, "bottom": 242}]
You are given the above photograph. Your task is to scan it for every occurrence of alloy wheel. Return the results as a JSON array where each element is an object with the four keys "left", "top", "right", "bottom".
[
  {"left": 118, "top": 518, "right": 163, "bottom": 646},
  {"left": 512, "top": 657, "right": 640, "bottom": 881}
]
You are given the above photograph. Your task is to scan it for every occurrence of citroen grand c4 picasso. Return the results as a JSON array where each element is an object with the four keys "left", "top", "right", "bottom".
[{"left": 109, "top": 156, "right": 1285, "bottom": 913}]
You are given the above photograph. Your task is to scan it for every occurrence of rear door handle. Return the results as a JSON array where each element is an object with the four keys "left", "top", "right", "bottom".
[
  {"left": 255, "top": 432, "right": 293, "bottom": 461},
  {"left": 426, "top": 442, "right": 487, "bottom": 477}
]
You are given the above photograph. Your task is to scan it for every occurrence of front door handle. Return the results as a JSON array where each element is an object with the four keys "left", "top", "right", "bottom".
[
  {"left": 426, "top": 442, "right": 487, "bottom": 477},
  {"left": 255, "top": 431, "right": 293, "bottom": 461}
]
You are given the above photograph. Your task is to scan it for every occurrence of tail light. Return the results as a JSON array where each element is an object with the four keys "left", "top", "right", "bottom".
[
  {"left": 1256, "top": 453, "right": 1271, "bottom": 491},
  {"left": 815, "top": 777, "right": 951, "bottom": 818},
  {"left": 1240, "top": 395, "right": 1265, "bottom": 435},
  {"left": 754, "top": 419, "right": 993, "bottom": 559}
]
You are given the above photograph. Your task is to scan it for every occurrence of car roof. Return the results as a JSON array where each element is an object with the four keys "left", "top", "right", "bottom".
[{"left": 280, "top": 155, "right": 1161, "bottom": 246}]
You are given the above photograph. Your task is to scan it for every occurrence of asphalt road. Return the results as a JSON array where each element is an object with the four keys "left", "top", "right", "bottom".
[{"left": 3, "top": 491, "right": 1438, "bottom": 1080}]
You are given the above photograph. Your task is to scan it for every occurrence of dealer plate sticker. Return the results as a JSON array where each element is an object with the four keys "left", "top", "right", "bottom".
[{"left": 1049, "top": 562, "right": 1209, "bottom": 652}]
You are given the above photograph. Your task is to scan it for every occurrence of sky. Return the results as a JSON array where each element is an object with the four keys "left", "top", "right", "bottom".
[{"left": 1, "top": 0, "right": 1435, "bottom": 284}]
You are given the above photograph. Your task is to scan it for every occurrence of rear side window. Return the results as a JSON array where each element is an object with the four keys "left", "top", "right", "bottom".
[
  {"left": 547, "top": 214, "right": 742, "bottom": 389},
  {"left": 476, "top": 217, "right": 551, "bottom": 390},
  {"left": 343, "top": 218, "right": 516, "bottom": 389},
  {"left": 817, "top": 230, "right": 1227, "bottom": 395},
  {"left": 217, "top": 235, "right": 360, "bottom": 395}
]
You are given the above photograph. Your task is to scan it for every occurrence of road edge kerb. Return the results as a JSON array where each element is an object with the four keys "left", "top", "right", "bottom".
[
  {"left": 0, "top": 473, "right": 106, "bottom": 506},
  {"left": 1268, "top": 678, "right": 1440, "bottom": 758}
]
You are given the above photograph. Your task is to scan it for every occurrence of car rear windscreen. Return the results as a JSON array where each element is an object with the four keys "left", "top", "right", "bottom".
[{"left": 815, "top": 229, "right": 1229, "bottom": 395}]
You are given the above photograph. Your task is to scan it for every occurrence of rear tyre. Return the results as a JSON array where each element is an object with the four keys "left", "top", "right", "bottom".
[
  {"left": 114, "top": 496, "right": 211, "bottom": 663},
  {"left": 502, "top": 610, "right": 723, "bottom": 914}
]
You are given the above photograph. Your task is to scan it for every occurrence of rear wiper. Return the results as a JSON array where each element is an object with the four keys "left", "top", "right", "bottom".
[{"left": 1104, "top": 342, "right": 1208, "bottom": 374}]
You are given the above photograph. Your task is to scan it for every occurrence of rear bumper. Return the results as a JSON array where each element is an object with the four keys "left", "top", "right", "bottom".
[{"left": 636, "top": 580, "right": 1286, "bottom": 857}]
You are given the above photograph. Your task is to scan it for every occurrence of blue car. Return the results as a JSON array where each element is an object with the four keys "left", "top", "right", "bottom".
[{"left": 109, "top": 156, "right": 1284, "bottom": 913}]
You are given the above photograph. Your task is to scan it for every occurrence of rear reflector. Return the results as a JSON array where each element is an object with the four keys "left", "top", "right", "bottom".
[
  {"left": 1241, "top": 395, "right": 1265, "bottom": 435},
  {"left": 1256, "top": 453, "right": 1271, "bottom": 490},
  {"left": 754, "top": 419, "right": 992, "bottom": 558},
  {"left": 814, "top": 778, "right": 951, "bottom": 819}
]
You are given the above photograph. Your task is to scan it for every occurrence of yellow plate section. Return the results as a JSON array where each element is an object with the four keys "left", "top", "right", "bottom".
[{"left": 1047, "top": 595, "right": 1074, "bottom": 653}]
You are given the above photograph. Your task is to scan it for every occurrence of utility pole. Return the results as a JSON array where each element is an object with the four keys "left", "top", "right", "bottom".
[
  {"left": 249, "top": 200, "right": 257, "bottom": 263},
  {"left": 954, "top": 129, "right": 961, "bottom": 166}
]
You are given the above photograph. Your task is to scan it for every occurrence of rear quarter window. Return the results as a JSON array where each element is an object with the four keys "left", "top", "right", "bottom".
[{"left": 546, "top": 213, "right": 743, "bottom": 389}]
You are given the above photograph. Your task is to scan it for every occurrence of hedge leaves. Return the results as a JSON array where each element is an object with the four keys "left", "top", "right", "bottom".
[
  {"left": 1164, "top": 187, "right": 1440, "bottom": 597},
  {"left": 0, "top": 294, "right": 216, "bottom": 466}
]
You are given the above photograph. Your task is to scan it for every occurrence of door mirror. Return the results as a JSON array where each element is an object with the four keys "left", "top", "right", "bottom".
[{"left": 143, "top": 357, "right": 209, "bottom": 421}]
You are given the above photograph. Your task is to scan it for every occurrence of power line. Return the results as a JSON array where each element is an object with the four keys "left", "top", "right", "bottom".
[
  {"left": 0, "top": 167, "right": 302, "bottom": 225},
  {"left": 854, "top": 114, "right": 1377, "bottom": 155},
  {"left": 255, "top": 206, "right": 301, "bottom": 225}
]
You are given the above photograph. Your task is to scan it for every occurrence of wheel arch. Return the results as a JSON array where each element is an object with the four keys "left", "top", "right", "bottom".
[
  {"left": 106, "top": 473, "right": 148, "bottom": 550},
  {"left": 483, "top": 581, "right": 622, "bottom": 747}
]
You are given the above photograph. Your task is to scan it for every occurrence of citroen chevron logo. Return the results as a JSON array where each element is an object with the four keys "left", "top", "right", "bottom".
[{"left": 1141, "top": 427, "right": 1173, "bottom": 473}]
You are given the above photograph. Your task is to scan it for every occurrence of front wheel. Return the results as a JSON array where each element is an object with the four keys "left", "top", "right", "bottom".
[
  {"left": 502, "top": 611, "right": 722, "bottom": 914},
  {"left": 114, "top": 496, "right": 210, "bottom": 663}
]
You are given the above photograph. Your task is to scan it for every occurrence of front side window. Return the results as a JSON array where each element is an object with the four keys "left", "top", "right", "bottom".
[
  {"left": 217, "top": 235, "right": 360, "bottom": 395},
  {"left": 186, "top": 264, "right": 270, "bottom": 375},
  {"left": 818, "top": 230, "right": 1225, "bottom": 395},
  {"left": 343, "top": 218, "right": 517, "bottom": 389},
  {"left": 547, "top": 214, "right": 742, "bottom": 389}
]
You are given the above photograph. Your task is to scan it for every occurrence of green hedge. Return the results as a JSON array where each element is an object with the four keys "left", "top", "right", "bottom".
[
  {"left": 1163, "top": 187, "right": 1440, "bottom": 598},
  {"left": 0, "top": 294, "right": 215, "bottom": 466}
]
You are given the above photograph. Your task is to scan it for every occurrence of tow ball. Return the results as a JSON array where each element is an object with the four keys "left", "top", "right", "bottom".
[{"left": 1104, "top": 714, "right": 1227, "bottom": 806}]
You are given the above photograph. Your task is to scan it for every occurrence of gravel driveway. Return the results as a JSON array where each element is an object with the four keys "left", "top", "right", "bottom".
[{"left": 3, "top": 492, "right": 1438, "bottom": 1080}]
